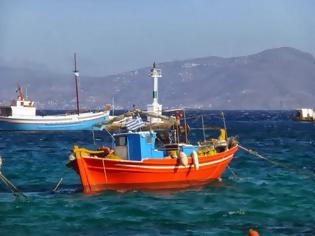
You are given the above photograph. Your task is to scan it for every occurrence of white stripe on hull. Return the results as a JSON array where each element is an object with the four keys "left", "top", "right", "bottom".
[
  {"left": 114, "top": 155, "right": 233, "bottom": 169},
  {"left": 0, "top": 112, "right": 108, "bottom": 124},
  {"left": 85, "top": 154, "right": 234, "bottom": 170}
]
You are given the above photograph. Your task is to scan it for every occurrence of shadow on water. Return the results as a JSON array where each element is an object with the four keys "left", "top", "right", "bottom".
[{"left": 1, "top": 110, "right": 315, "bottom": 235}]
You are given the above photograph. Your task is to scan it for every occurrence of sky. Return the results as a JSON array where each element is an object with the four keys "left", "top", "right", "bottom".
[{"left": 1, "top": 0, "right": 315, "bottom": 76}]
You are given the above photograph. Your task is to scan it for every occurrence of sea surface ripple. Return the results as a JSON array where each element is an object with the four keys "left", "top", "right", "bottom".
[{"left": 0, "top": 110, "right": 314, "bottom": 235}]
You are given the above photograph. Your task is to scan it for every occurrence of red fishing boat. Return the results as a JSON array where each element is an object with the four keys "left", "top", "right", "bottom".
[
  {"left": 67, "top": 128, "right": 238, "bottom": 193},
  {"left": 67, "top": 63, "right": 238, "bottom": 193}
]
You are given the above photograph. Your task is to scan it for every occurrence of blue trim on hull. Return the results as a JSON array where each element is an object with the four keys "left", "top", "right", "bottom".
[{"left": 0, "top": 116, "right": 108, "bottom": 131}]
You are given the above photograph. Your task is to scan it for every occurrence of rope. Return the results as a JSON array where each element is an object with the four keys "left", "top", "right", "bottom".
[
  {"left": 0, "top": 171, "right": 27, "bottom": 199},
  {"left": 190, "top": 127, "right": 221, "bottom": 130},
  {"left": 51, "top": 178, "right": 63, "bottom": 193},
  {"left": 239, "top": 145, "right": 290, "bottom": 168},
  {"left": 50, "top": 161, "right": 69, "bottom": 193},
  {"left": 102, "top": 159, "right": 108, "bottom": 184},
  {"left": 239, "top": 145, "right": 315, "bottom": 179},
  {"left": 184, "top": 113, "right": 223, "bottom": 121},
  {"left": 227, "top": 165, "right": 239, "bottom": 178},
  {"left": 0, "top": 157, "right": 63, "bottom": 196}
]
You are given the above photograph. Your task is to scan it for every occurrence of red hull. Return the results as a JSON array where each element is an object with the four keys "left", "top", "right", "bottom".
[{"left": 72, "top": 146, "right": 238, "bottom": 193}]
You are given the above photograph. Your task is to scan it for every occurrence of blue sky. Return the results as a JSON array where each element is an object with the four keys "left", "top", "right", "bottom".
[{"left": 1, "top": 0, "right": 315, "bottom": 76}]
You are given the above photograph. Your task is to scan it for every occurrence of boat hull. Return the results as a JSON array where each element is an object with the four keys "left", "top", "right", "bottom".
[
  {"left": 72, "top": 146, "right": 238, "bottom": 193},
  {"left": 0, "top": 112, "right": 109, "bottom": 131}
]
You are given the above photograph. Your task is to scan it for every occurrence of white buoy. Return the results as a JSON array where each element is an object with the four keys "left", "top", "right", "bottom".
[
  {"left": 192, "top": 151, "right": 199, "bottom": 170},
  {"left": 179, "top": 152, "right": 188, "bottom": 167}
]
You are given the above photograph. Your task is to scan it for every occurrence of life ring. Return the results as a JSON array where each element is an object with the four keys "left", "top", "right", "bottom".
[
  {"left": 179, "top": 152, "right": 188, "bottom": 167},
  {"left": 192, "top": 151, "right": 199, "bottom": 170}
]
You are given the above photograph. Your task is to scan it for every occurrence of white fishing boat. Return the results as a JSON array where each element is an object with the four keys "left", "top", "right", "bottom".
[{"left": 0, "top": 54, "right": 110, "bottom": 131}]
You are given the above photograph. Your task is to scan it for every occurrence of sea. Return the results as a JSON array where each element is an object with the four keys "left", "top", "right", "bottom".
[{"left": 0, "top": 110, "right": 314, "bottom": 236}]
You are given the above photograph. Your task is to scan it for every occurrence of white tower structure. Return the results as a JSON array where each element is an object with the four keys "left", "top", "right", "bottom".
[{"left": 147, "top": 62, "right": 162, "bottom": 123}]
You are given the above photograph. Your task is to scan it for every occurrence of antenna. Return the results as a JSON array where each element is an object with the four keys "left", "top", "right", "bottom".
[
  {"left": 112, "top": 96, "right": 115, "bottom": 116},
  {"left": 73, "top": 53, "right": 80, "bottom": 115},
  {"left": 16, "top": 83, "right": 25, "bottom": 100}
]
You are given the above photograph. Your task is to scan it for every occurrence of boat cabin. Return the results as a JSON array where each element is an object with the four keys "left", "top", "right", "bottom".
[
  {"left": 10, "top": 99, "right": 36, "bottom": 117},
  {"left": 0, "top": 86, "right": 36, "bottom": 118},
  {"left": 0, "top": 100, "right": 35, "bottom": 118},
  {"left": 113, "top": 131, "right": 164, "bottom": 161},
  {"left": 113, "top": 131, "right": 199, "bottom": 161}
]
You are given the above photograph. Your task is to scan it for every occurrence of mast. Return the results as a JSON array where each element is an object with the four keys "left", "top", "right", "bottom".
[
  {"left": 73, "top": 53, "right": 80, "bottom": 115},
  {"left": 16, "top": 83, "right": 25, "bottom": 100}
]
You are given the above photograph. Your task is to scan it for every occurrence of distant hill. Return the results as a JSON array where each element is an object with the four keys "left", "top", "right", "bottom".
[{"left": 1, "top": 47, "right": 315, "bottom": 109}]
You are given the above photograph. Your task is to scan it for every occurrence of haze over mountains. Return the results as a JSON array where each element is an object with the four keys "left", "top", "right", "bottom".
[{"left": 1, "top": 47, "right": 315, "bottom": 110}]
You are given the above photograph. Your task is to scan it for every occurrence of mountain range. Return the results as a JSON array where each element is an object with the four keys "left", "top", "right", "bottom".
[{"left": 1, "top": 47, "right": 315, "bottom": 110}]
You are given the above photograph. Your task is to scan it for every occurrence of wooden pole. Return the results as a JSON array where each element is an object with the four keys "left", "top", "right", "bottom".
[
  {"left": 201, "top": 115, "right": 206, "bottom": 142},
  {"left": 221, "top": 112, "right": 227, "bottom": 140},
  {"left": 183, "top": 109, "right": 188, "bottom": 143}
]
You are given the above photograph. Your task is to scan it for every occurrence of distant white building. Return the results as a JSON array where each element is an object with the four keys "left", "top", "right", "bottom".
[{"left": 295, "top": 108, "right": 315, "bottom": 121}]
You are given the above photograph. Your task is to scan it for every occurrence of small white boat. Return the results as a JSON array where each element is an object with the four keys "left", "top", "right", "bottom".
[
  {"left": 0, "top": 54, "right": 110, "bottom": 131},
  {"left": 295, "top": 108, "right": 315, "bottom": 122}
]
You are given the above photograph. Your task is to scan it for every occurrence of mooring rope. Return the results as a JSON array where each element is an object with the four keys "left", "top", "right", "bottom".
[
  {"left": 227, "top": 165, "right": 239, "bottom": 178},
  {"left": 0, "top": 171, "right": 27, "bottom": 199},
  {"left": 184, "top": 113, "right": 223, "bottom": 120},
  {"left": 51, "top": 178, "right": 63, "bottom": 193},
  {"left": 239, "top": 145, "right": 315, "bottom": 179},
  {"left": 0, "top": 156, "right": 27, "bottom": 199},
  {"left": 102, "top": 158, "right": 108, "bottom": 184}
]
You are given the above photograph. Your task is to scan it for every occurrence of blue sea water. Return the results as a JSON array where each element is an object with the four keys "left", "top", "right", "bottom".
[{"left": 0, "top": 110, "right": 314, "bottom": 235}]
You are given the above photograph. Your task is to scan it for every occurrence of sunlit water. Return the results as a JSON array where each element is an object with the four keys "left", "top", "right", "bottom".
[{"left": 0, "top": 111, "right": 314, "bottom": 235}]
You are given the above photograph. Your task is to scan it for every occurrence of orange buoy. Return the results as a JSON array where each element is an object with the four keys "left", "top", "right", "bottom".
[{"left": 248, "top": 228, "right": 259, "bottom": 236}]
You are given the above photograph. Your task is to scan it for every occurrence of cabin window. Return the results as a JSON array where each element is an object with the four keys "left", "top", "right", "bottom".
[{"left": 116, "top": 136, "right": 127, "bottom": 146}]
